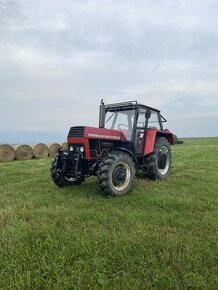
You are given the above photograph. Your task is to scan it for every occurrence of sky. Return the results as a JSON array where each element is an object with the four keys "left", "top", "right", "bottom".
[{"left": 0, "top": 0, "right": 218, "bottom": 144}]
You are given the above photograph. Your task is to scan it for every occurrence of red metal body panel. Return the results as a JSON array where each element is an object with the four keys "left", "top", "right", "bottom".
[
  {"left": 162, "top": 129, "right": 174, "bottom": 145},
  {"left": 67, "top": 126, "right": 127, "bottom": 160},
  {"left": 144, "top": 129, "right": 174, "bottom": 155},
  {"left": 83, "top": 126, "right": 126, "bottom": 141},
  {"left": 67, "top": 126, "right": 174, "bottom": 160},
  {"left": 67, "top": 137, "right": 91, "bottom": 159},
  {"left": 144, "top": 130, "right": 157, "bottom": 155}
]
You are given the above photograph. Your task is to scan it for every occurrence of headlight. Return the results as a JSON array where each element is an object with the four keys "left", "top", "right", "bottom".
[
  {"left": 80, "top": 146, "right": 84, "bottom": 153},
  {"left": 69, "top": 146, "right": 74, "bottom": 151}
]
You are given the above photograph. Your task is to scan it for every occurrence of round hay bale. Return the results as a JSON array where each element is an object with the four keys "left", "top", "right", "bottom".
[
  {"left": 15, "top": 145, "right": 33, "bottom": 161},
  {"left": 48, "top": 143, "right": 61, "bottom": 157},
  {"left": 0, "top": 144, "right": 15, "bottom": 162},
  {"left": 61, "top": 142, "right": 68, "bottom": 150},
  {"left": 33, "top": 143, "right": 48, "bottom": 158}
]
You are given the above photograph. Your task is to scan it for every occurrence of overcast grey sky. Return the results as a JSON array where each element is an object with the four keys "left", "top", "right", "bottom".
[{"left": 0, "top": 0, "right": 218, "bottom": 143}]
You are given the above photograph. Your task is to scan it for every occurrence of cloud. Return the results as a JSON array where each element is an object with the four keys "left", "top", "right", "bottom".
[{"left": 0, "top": 0, "right": 218, "bottom": 143}]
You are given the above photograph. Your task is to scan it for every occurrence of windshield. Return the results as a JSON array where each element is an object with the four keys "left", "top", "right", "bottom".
[
  {"left": 105, "top": 109, "right": 135, "bottom": 141},
  {"left": 137, "top": 108, "right": 161, "bottom": 130}
]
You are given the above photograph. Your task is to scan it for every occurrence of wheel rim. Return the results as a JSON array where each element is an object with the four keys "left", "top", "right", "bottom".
[
  {"left": 157, "top": 146, "right": 170, "bottom": 175},
  {"left": 111, "top": 161, "right": 131, "bottom": 191}
]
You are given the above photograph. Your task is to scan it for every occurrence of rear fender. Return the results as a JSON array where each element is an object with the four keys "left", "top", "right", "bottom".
[
  {"left": 144, "top": 130, "right": 174, "bottom": 156},
  {"left": 158, "top": 131, "right": 174, "bottom": 145}
]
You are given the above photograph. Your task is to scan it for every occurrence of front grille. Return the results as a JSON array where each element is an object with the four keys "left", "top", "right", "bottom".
[{"left": 68, "top": 126, "right": 84, "bottom": 138}]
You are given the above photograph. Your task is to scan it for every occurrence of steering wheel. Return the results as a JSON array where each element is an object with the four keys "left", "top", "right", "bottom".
[{"left": 118, "top": 124, "right": 129, "bottom": 129}]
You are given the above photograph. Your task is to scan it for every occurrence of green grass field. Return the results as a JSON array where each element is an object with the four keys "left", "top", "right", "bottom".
[
  {"left": 181, "top": 137, "right": 218, "bottom": 146},
  {"left": 0, "top": 138, "right": 218, "bottom": 289}
]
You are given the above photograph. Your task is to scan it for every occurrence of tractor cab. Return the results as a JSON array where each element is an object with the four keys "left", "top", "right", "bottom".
[{"left": 100, "top": 101, "right": 171, "bottom": 156}]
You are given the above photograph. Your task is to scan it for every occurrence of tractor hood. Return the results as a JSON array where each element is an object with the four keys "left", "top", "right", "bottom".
[{"left": 68, "top": 126, "right": 126, "bottom": 141}]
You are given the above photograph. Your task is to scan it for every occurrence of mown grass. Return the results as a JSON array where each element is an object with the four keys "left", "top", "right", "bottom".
[{"left": 0, "top": 138, "right": 218, "bottom": 289}]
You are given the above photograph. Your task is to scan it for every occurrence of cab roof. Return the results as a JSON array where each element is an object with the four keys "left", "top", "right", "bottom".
[{"left": 105, "top": 100, "right": 160, "bottom": 112}]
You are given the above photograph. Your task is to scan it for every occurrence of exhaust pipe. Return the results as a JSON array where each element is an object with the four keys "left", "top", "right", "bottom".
[{"left": 99, "top": 99, "right": 105, "bottom": 128}]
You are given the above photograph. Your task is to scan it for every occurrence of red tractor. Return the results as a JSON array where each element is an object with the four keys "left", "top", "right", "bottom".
[{"left": 51, "top": 100, "right": 174, "bottom": 196}]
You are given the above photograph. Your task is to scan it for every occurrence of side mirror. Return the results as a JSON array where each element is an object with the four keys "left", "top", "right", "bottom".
[{"left": 145, "top": 109, "right": 151, "bottom": 119}]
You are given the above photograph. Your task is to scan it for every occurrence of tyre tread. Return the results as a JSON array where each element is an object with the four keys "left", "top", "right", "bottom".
[{"left": 97, "top": 151, "right": 136, "bottom": 196}]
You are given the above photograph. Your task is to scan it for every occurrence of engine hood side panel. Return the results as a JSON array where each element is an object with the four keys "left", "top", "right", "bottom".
[{"left": 84, "top": 126, "right": 126, "bottom": 141}]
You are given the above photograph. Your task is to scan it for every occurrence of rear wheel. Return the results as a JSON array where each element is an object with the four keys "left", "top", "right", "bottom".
[
  {"left": 97, "top": 151, "right": 136, "bottom": 196},
  {"left": 143, "top": 137, "right": 172, "bottom": 180},
  {"left": 50, "top": 155, "right": 84, "bottom": 187}
]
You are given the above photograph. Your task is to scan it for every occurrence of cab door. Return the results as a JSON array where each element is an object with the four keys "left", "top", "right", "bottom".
[{"left": 135, "top": 109, "right": 146, "bottom": 154}]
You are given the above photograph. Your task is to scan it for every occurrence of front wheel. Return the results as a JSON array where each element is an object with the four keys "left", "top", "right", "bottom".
[
  {"left": 50, "top": 155, "right": 84, "bottom": 187},
  {"left": 97, "top": 152, "right": 136, "bottom": 196},
  {"left": 143, "top": 137, "right": 172, "bottom": 180}
]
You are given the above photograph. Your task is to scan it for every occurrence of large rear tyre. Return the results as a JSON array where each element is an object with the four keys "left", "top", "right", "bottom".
[
  {"left": 50, "top": 156, "right": 83, "bottom": 187},
  {"left": 143, "top": 137, "right": 172, "bottom": 180},
  {"left": 97, "top": 152, "right": 136, "bottom": 197}
]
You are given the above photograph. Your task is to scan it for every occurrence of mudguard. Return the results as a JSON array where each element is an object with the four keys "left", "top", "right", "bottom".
[{"left": 144, "top": 129, "right": 174, "bottom": 155}]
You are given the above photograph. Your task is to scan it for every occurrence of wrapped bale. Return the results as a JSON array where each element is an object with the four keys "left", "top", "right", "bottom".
[
  {"left": 0, "top": 144, "right": 15, "bottom": 162},
  {"left": 48, "top": 143, "right": 61, "bottom": 157},
  {"left": 15, "top": 145, "right": 33, "bottom": 161},
  {"left": 33, "top": 143, "right": 48, "bottom": 158},
  {"left": 61, "top": 142, "right": 68, "bottom": 150}
]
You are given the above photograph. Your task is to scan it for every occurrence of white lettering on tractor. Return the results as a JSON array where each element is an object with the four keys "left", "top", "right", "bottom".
[{"left": 88, "top": 133, "right": 121, "bottom": 140}]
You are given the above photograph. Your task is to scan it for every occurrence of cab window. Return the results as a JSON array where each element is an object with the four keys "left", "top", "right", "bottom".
[
  {"left": 105, "top": 109, "right": 135, "bottom": 141},
  {"left": 137, "top": 109, "right": 160, "bottom": 130},
  {"left": 148, "top": 111, "right": 160, "bottom": 130}
]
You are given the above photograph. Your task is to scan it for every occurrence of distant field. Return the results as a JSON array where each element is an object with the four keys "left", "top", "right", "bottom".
[
  {"left": 181, "top": 136, "right": 218, "bottom": 146},
  {"left": 0, "top": 138, "right": 218, "bottom": 289}
]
